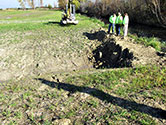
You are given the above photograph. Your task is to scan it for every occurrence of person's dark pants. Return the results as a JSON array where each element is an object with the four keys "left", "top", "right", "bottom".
[
  {"left": 108, "top": 23, "right": 115, "bottom": 34},
  {"left": 116, "top": 24, "right": 121, "bottom": 36}
]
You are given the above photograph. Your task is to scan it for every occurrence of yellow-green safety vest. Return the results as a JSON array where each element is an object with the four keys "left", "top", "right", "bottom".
[
  {"left": 116, "top": 16, "right": 123, "bottom": 24},
  {"left": 109, "top": 15, "right": 116, "bottom": 24}
]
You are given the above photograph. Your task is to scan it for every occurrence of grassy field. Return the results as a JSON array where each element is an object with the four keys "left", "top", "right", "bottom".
[
  {"left": 0, "top": 10, "right": 166, "bottom": 124},
  {"left": 0, "top": 10, "right": 101, "bottom": 81},
  {"left": 0, "top": 66, "right": 165, "bottom": 124},
  {"left": 0, "top": 10, "right": 100, "bottom": 44}
]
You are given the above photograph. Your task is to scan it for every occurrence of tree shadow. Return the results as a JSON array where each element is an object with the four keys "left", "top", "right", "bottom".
[
  {"left": 83, "top": 30, "right": 107, "bottom": 42},
  {"left": 44, "top": 21, "right": 76, "bottom": 27},
  {"left": 44, "top": 21, "right": 61, "bottom": 26},
  {"left": 36, "top": 78, "right": 166, "bottom": 119}
]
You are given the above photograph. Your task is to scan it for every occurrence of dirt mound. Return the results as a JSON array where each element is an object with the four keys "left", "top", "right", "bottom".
[
  {"left": 83, "top": 30, "right": 106, "bottom": 42},
  {"left": 86, "top": 29, "right": 166, "bottom": 68},
  {"left": 114, "top": 36, "right": 166, "bottom": 67},
  {"left": 90, "top": 39, "right": 134, "bottom": 68}
]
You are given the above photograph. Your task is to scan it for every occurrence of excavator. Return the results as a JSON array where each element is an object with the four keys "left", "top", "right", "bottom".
[{"left": 60, "top": 0, "right": 78, "bottom": 25}]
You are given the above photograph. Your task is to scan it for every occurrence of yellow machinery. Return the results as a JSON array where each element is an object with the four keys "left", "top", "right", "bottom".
[{"left": 60, "top": 0, "right": 78, "bottom": 25}]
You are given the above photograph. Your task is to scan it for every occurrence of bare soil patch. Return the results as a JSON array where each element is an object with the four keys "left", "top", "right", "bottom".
[
  {"left": 0, "top": 28, "right": 165, "bottom": 82},
  {"left": 86, "top": 29, "right": 166, "bottom": 69}
]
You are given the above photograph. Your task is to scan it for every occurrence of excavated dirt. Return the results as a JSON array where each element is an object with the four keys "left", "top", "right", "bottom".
[
  {"left": 90, "top": 39, "right": 134, "bottom": 68},
  {"left": 114, "top": 36, "right": 166, "bottom": 67},
  {"left": 0, "top": 28, "right": 165, "bottom": 82},
  {"left": 86, "top": 29, "right": 166, "bottom": 69}
]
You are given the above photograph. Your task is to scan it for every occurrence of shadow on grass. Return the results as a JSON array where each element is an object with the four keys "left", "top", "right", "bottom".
[
  {"left": 45, "top": 21, "right": 60, "bottom": 25},
  {"left": 44, "top": 21, "right": 76, "bottom": 27},
  {"left": 36, "top": 78, "right": 166, "bottom": 119}
]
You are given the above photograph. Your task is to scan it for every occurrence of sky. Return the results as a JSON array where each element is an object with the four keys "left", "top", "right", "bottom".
[{"left": 0, "top": 0, "right": 58, "bottom": 9}]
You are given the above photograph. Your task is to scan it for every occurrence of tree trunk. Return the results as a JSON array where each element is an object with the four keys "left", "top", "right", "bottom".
[
  {"left": 40, "top": 0, "right": 43, "bottom": 7},
  {"left": 145, "top": 0, "right": 166, "bottom": 28}
]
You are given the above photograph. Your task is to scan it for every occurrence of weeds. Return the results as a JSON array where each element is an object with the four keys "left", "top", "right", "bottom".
[
  {"left": 0, "top": 65, "right": 164, "bottom": 124},
  {"left": 15, "top": 111, "right": 23, "bottom": 119},
  {"left": 0, "top": 10, "right": 165, "bottom": 124},
  {"left": 128, "top": 34, "right": 162, "bottom": 51}
]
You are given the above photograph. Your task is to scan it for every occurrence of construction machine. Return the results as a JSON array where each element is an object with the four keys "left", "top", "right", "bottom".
[{"left": 60, "top": 0, "right": 78, "bottom": 25}]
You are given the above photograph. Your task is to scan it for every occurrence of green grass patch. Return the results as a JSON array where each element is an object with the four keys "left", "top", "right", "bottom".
[
  {"left": 128, "top": 34, "right": 162, "bottom": 51},
  {"left": 0, "top": 10, "right": 100, "bottom": 34},
  {"left": 1, "top": 66, "right": 164, "bottom": 124},
  {"left": 65, "top": 65, "right": 166, "bottom": 95}
]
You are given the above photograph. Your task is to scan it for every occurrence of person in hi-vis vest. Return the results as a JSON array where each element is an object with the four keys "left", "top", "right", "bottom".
[
  {"left": 108, "top": 14, "right": 116, "bottom": 34},
  {"left": 115, "top": 12, "right": 123, "bottom": 36},
  {"left": 123, "top": 13, "right": 129, "bottom": 37}
]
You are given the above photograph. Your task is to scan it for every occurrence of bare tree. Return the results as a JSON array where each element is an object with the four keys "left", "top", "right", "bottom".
[
  {"left": 58, "top": 0, "right": 68, "bottom": 9},
  {"left": 18, "top": 0, "right": 36, "bottom": 9},
  {"left": 40, "top": 0, "right": 43, "bottom": 7},
  {"left": 18, "top": 0, "right": 26, "bottom": 9},
  {"left": 145, "top": 0, "right": 166, "bottom": 28},
  {"left": 79, "top": 0, "right": 165, "bottom": 27},
  {"left": 27, "top": 0, "right": 35, "bottom": 9},
  {"left": 58, "top": 0, "right": 86, "bottom": 10}
]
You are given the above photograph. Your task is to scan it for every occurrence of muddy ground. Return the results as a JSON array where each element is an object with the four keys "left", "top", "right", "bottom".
[
  {"left": 0, "top": 28, "right": 165, "bottom": 82},
  {"left": 0, "top": 10, "right": 166, "bottom": 124},
  {"left": 0, "top": 27, "right": 97, "bottom": 82}
]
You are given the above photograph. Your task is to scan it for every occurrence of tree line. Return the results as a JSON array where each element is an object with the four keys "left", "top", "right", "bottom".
[
  {"left": 17, "top": 0, "right": 84, "bottom": 9},
  {"left": 17, "top": 0, "right": 166, "bottom": 28},
  {"left": 58, "top": 0, "right": 86, "bottom": 10},
  {"left": 79, "top": 0, "right": 166, "bottom": 28},
  {"left": 17, "top": 0, "right": 53, "bottom": 9}
]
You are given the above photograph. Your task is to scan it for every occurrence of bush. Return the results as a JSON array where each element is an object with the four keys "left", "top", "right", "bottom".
[{"left": 48, "top": 4, "right": 53, "bottom": 9}]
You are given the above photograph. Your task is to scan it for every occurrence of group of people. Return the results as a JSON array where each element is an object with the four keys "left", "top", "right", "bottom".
[{"left": 108, "top": 12, "right": 129, "bottom": 38}]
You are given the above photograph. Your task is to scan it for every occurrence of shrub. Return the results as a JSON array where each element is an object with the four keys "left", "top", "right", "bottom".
[{"left": 48, "top": 4, "right": 52, "bottom": 9}]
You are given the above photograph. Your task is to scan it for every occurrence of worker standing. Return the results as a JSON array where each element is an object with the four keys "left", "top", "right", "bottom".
[
  {"left": 108, "top": 14, "right": 116, "bottom": 34},
  {"left": 115, "top": 12, "right": 123, "bottom": 36},
  {"left": 123, "top": 13, "right": 129, "bottom": 38}
]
